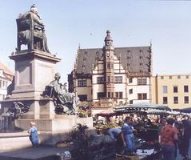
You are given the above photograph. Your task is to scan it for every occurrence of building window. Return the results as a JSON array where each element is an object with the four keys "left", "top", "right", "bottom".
[
  {"left": 2, "top": 81, "right": 5, "bottom": 88},
  {"left": 174, "top": 97, "right": 178, "bottom": 104},
  {"left": 173, "top": 86, "right": 178, "bottom": 93},
  {"left": 115, "top": 92, "right": 123, "bottom": 99},
  {"left": 108, "top": 92, "right": 110, "bottom": 98},
  {"left": 129, "top": 78, "right": 133, "bottom": 83},
  {"left": 184, "top": 96, "right": 189, "bottom": 104},
  {"left": 184, "top": 85, "right": 189, "bottom": 93},
  {"left": 137, "top": 78, "right": 147, "bottom": 85},
  {"left": 138, "top": 93, "right": 147, "bottom": 100},
  {"left": 163, "top": 86, "right": 168, "bottom": 93},
  {"left": 161, "top": 76, "right": 164, "bottom": 79},
  {"left": 78, "top": 79, "right": 87, "bottom": 87},
  {"left": 129, "top": 100, "right": 133, "bottom": 104},
  {"left": 115, "top": 92, "right": 118, "bottom": 98},
  {"left": 163, "top": 97, "right": 168, "bottom": 104},
  {"left": 107, "top": 63, "right": 113, "bottom": 69},
  {"left": 97, "top": 92, "right": 105, "bottom": 99},
  {"left": 115, "top": 76, "right": 122, "bottom": 84},
  {"left": 108, "top": 92, "right": 114, "bottom": 98},
  {"left": 178, "top": 75, "right": 181, "bottom": 79},
  {"left": 97, "top": 77, "right": 104, "bottom": 84},
  {"left": 78, "top": 95, "right": 87, "bottom": 101},
  {"left": 186, "top": 75, "right": 189, "bottom": 79},
  {"left": 129, "top": 89, "right": 133, "bottom": 94},
  {"left": 119, "top": 92, "right": 123, "bottom": 99},
  {"left": 107, "top": 76, "right": 110, "bottom": 83}
]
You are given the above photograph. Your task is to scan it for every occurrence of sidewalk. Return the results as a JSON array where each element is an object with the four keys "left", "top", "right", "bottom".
[{"left": 0, "top": 145, "right": 68, "bottom": 160}]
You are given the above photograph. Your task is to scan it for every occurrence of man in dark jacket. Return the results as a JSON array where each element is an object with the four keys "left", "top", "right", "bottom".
[{"left": 179, "top": 118, "right": 191, "bottom": 160}]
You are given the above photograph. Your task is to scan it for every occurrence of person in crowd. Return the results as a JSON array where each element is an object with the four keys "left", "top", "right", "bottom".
[
  {"left": 121, "top": 116, "right": 135, "bottom": 154},
  {"left": 179, "top": 117, "right": 191, "bottom": 160},
  {"left": 28, "top": 122, "right": 39, "bottom": 147},
  {"left": 107, "top": 127, "right": 123, "bottom": 153},
  {"left": 159, "top": 118, "right": 178, "bottom": 160}
]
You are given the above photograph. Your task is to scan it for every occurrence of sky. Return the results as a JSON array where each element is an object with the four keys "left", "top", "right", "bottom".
[{"left": 1, "top": 0, "right": 191, "bottom": 82}]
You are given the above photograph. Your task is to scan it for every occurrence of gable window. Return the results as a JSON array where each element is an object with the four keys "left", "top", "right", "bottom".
[
  {"left": 97, "top": 77, "right": 104, "bottom": 84},
  {"left": 115, "top": 76, "right": 122, "bottom": 84},
  {"left": 108, "top": 92, "right": 114, "bottom": 98},
  {"left": 115, "top": 92, "right": 123, "bottom": 99},
  {"left": 97, "top": 92, "right": 105, "bottom": 99},
  {"left": 137, "top": 93, "right": 147, "bottom": 100},
  {"left": 137, "top": 78, "right": 147, "bottom": 85},
  {"left": 78, "top": 79, "right": 87, "bottom": 87},
  {"left": 107, "top": 63, "right": 113, "bottom": 69}
]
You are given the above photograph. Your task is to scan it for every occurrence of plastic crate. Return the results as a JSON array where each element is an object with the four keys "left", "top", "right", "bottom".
[{"left": 115, "top": 154, "right": 140, "bottom": 160}]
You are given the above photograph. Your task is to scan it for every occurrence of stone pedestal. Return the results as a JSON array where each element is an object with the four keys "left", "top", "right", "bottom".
[
  {"left": 1, "top": 50, "right": 61, "bottom": 130},
  {"left": 10, "top": 50, "right": 61, "bottom": 100},
  {"left": 1, "top": 50, "right": 94, "bottom": 146}
]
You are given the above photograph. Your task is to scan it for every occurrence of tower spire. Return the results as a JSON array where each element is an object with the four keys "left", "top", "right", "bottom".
[{"left": 104, "top": 30, "right": 113, "bottom": 47}]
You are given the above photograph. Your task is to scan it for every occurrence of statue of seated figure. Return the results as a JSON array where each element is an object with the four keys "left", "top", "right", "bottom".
[
  {"left": 44, "top": 73, "right": 78, "bottom": 114},
  {"left": 17, "top": 4, "right": 50, "bottom": 53}
]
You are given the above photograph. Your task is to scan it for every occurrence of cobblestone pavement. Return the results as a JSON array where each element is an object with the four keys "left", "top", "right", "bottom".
[
  {"left": 0, "top": 139, "right": 190, "bottom": 160},
  {"left": 0, "top": 145, "right": 68, "bottom": 160}
]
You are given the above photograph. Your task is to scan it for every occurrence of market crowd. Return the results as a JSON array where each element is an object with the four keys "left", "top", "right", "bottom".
[{"left": 95, "top": 113, "right": 191, "bottom": 160}]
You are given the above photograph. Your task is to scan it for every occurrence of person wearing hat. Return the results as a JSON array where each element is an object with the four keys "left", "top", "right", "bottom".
[{"left": 28, "top": 122, "right": 39, "bottom": 147}]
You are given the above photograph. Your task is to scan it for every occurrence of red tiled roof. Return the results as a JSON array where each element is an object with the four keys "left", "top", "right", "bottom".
[{"left": 0, "top": 61, "right": 14, "bottom": 78}]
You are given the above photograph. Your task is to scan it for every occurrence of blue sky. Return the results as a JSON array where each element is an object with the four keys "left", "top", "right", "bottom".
[{"left": 0, "top": 0, "right": 191, "bottom": 82}]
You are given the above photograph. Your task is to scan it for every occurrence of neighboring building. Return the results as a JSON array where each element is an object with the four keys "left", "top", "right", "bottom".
[
  {"left": 151, "top": 74, "right": 191, "bottom": 109},
  {"left": 0, "top": 62, "right": 14, "bottom": 101},
  {"left": 68, "top": 31, "right": 152, "bottom": 106}
]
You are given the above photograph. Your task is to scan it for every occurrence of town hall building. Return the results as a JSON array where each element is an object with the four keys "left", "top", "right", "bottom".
[{"left": 68, "top": 31, "right": 152, "bottom": 106}]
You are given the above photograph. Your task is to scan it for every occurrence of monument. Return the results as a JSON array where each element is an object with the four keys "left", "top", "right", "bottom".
[{"left": 0, "top": 5, "right": 93, "bottom": 147}]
